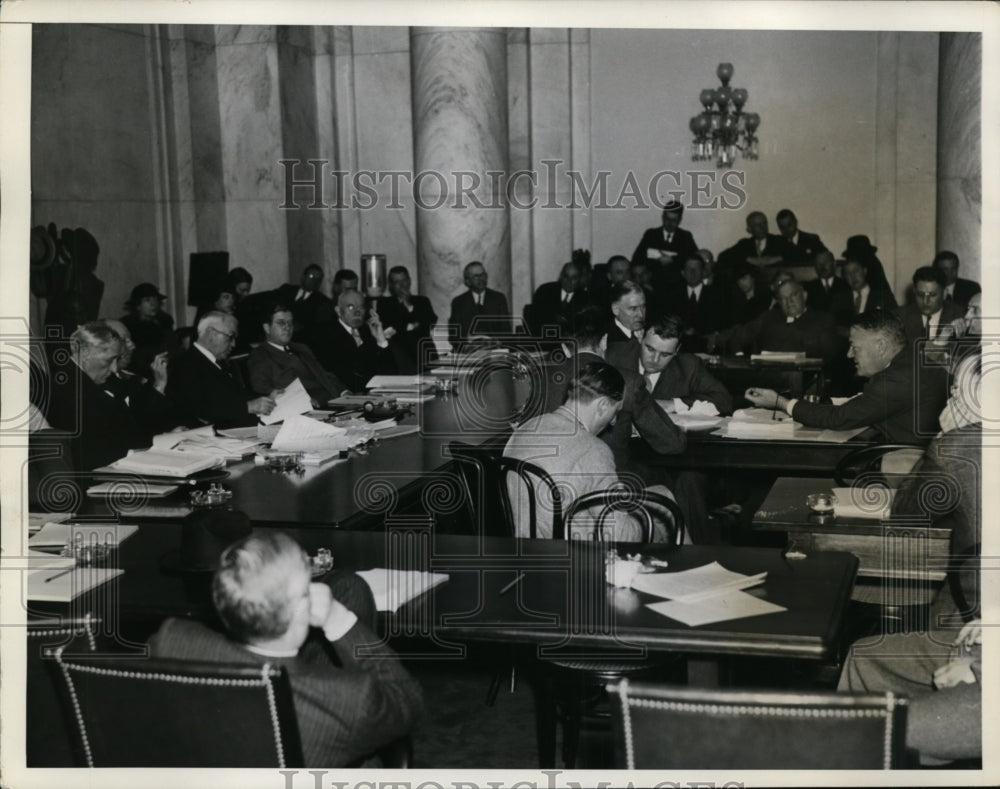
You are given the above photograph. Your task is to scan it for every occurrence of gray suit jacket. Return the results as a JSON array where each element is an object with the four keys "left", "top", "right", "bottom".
[{"left": 247, "top": 341, "right": 346, "bottom": 404}]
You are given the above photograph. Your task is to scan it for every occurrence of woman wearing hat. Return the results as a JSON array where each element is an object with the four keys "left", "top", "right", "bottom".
[{"left": 122, "top": 282, "right": 176, "bottom": 375}]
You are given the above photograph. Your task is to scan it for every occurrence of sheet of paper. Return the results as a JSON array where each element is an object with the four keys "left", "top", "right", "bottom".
[
  {"left": 260, "top": 378, "right": 313, "bottom": 425},
  {"left": 29, "top": 523, "right": 138, "bottom": 549},
  {"left": 630, "top": 561, "right": 766, "bottom": 603},
  {"left": 28, "top": 512, "right": 73, "bottom": 533},
  {"left": 151, "top": 425, "right": 216, "bottom": 450},
  {"left": 366, "top": 375, "right": 424, "bottom": 389},
  {"left": 217, "top": 426, "right": 262, "bottom": 440},
  {"left": 647, "top": 589, "right": 787, "bottom": 627},
  {"left": 356, "top": 569, "right": 449, "bottom": 612},
  {"left": 832, "top": 487, "right": 895, "bottom": 519},
  {"left": 814, "top": 426, "right": 868, "bottom": 443},
  {"left": 27, "top": 567, "right": 125, "bottom": 603},
  {"left": 87, "top": 482, "right": 178, "bottom": 497},
  {"left": 270, "top": 414, "right": 351, "bottom": 452}
]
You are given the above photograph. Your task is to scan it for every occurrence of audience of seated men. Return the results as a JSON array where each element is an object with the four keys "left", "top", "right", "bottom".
[
  {"left": 274, "top": 264, "right": 336, "bottom": 350},
  {"left": 664, "top": 255, "right": 724, "bottom": 352},
  {"left": 447, "top": 261, "right": 511, "bottom": 350},
  {"left": 121, "top": 282, "right": 176, "bottom": 376},
  {"left": 718, "top": 279, "right": 843, "bottom": 366},
  {"left": 376, "top": 265, "right": 438, "bottom": 373},
  {"left": 895, "top": 265, "right": 965, "bottom": 347},
  {"left": 630, "top": 200, "right": 700, "bottom": 291},
  {"left": 103, "top": 318, "right": 184, "bottom": 436},
  {"left": 41, "top": 322, "right": 152, "bottom": 470},
  {"left": 933, "top": 250, "right": 980, "bottom": 309},
  {"left": 528, "top": 261, "right": 591, "bottom": 335},
  {"left": 166, "top": 311, "right": 277, "bottom": 428},
  {"left": 803, "top": 250, "right": 852, "bottom": 321},
  {"left": 744, "top": 311, "right": 947, "bottom": 444},
  {"left": 149, "top": 531, "right": 422, "bottom": 767},
  {"left": 775, "top": 208, "right": 826, "bottom": 267},
  {"left": 316, "top": 289, "right": 395, "bottom": 392},
  {"left": 504, "top": 361, "right": 676, "bottom": 542},
  {"left": 247, "top": 304, "right": 348, "bottom": 407},
  {"left": 838, "top": 352, "right": 981, "bottom": 765}
]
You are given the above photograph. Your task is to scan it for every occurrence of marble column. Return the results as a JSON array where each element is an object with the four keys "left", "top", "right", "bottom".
[
  {"left": 410, "top": 27, "right": 511, "bottom": 322},
  {"left": 937, "top": 33, "right": 981, "bottom": 281}
]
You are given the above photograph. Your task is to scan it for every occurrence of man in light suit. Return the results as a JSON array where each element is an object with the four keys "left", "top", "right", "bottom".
[
  {"left": 933, "top": 250, "right": 981, "bottom": 309},
  {"left": 149, "top": 531, "right": 422, "bottom": 767},
  {"left": 166, "top": 311, "right": 277, "bottom": 428},
  {"left": 247, "top": 304, "right": 348, "bottom": 406},
  {"left": 895, "top": 266, "right": 965, "bottom": 347},
  {"left": 776, "top": 208, "right": 826, "bottom": 267},
  {"left": 447, "top": 261, "right": 511, "bottom": 350}
]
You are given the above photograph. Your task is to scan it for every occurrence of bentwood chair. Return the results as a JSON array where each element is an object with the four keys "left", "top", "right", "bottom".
[
  {"left": 607, "top": 678, "right": 910, "bottom": 769},
  {"left": 833, "top": 443, "right": 926, "bottom": 486},
  {"left": 535, "top": 488, "right": 687, "bottom": 768},
  {"left": 48, "top": 649, "right": 305, "bottom": 767}
]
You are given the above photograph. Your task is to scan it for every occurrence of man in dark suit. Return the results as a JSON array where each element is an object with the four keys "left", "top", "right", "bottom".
[
  {"left": 42, "top": 322, "right": 152, "bottom": 470},
  {"left": 315, "top": 289, "right": 395, "bottom": 392},
  {"left": 590, "top": 254, "right": 631, "bottom": 318},
  {"left": 607, "top": 280, "right": 647, "bottom": 349},
  {"left": 376, "top": 266, "right": 437, "bottom": 373},
  {"left": 841, "top": 257, "right": 897, "bottom": 328},
  {"left": 274, "top": 264, "right": 336, "bottom": 350},
  {"left": 447, "top": 261, "right": 511, "bottom": 350},
  {"left": 776, "top": 208, "right": 826, "bottom": 267},
  {"left": 166, "top": 311, "right": 277, "bottom": 428},
  {"left": 804, "top": 250, "right": 853, "bottom": 322},
  {"left": 933, "top": 250, "right": 981, "bottom": 309},
  {"left": 717, "top": 210, "right": 788, "bottom": 273},
  {"left": 630, "top": 200, "right": 699, "bottom": 291},
  {"left": 665, "top": 255, "right": 725, "bottom": 352},
  {"left": 247, "top": 304, "right": 348, "bottom": 406},
  {"left": 628, "top": 260, "right": 666, "bottom": 321},
  {"left": 527, "top": 261, "right": 591, "bottom": 335},
  {"left": 746, "top": 311, "right": 946, "bottom": 445},
  {"left": 722, "top": 280, "right": 843, "bottom": 366},
  {"left": 896, "top": 266, "right": 965, "bottom": 347},
  {"left": 149, "top": 531, "right": 422, "bottom": 767},
  {"left": 723, "top": 261, "right": 771, "bottom": 329}
]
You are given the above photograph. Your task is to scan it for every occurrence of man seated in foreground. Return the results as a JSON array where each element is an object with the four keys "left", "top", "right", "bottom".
[
  {"left": 744, "top": 311, "right": 946, "bottom": 444},
  {"left": 149, "top": 531, "right": 422, "bottom": 767},
  {"left": 504, "top": 361, "right": 677, "bottom": 542}
]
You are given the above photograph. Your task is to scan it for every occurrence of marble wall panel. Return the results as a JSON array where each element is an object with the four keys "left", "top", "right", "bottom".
[{"left": 507, "top": 29, "right": 533, "bottom": 317}]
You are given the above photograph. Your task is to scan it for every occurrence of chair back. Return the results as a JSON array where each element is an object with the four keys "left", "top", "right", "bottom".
[
  {"left": 49, "top": 649, "right": 304, "bottom": 767},
  {"left": 498, "top": 456, "right": 564, "bottom": 539},
  {"left": 447, "top": 439, "right": 512, "bottom": 537},
  {"left": 608, "top": 679, "right": 908, "bottom": 769},
  {"left": 563, "top": 488, "right": 684, "bottom": 546},
  {"left": 834, "top": 443, "right": 925, "bottom": 486}
]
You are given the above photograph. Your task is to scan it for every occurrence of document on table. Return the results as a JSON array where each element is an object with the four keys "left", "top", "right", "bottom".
[
  {"left": 270, "top": 414, "right": 348, "bottom": 452},
  {"left": 647, "top": 590, "right": 787, "bottom": 627},
  {"left": 260, "top": 378, "right": 313, "bottom": 425},
  {"left": 356, "top": 569, "right": 449, "bottom": 612},
  {"left": 27, "top": 567, "right": 125, "bottom": 603},
  {"left": 28, "top": 522, "right": 138, "bottom": 549},
  {"left": 630, "top": 561, "right": 766, "bottom": 603},
  {"left": 832, "top": 486, "right": 895, "bottom": 519}
]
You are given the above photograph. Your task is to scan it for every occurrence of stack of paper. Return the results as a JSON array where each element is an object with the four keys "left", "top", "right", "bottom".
[
  {"left": 270, "top": 414, "right": 357, "bottom": 453},
  {"left": 260, "top": 378, "right": 313, "bottom": 425},
  {"left": 153, "top": 425, "right": 260, "bottom": 460},
  {"left": 718, "top": 408, "right": 797, "bottom": 439},
  {"left": 660, "top": 399, "right": 722, "bottom": 431},
  {"left": 87, "top": 482, "right": 179, "bottom": 497},
  {"left": 832, "top": 486, "right": 895, "bottom": 519},
  {"left": 356, "top": 568, "right": 449, "bottom": 612},
  {"left": 103, "top": 448, "right": 223, "bottom": 478},
  {"left": 27, "top": 567, "right": 125, "bottom": 602}
]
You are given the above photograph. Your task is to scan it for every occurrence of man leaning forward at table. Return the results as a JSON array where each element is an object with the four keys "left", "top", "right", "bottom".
[
  {"left": 149, "top": 531, "right": 423, "bottom": 766},
  {"left": 744, "top": 311, "right": 946, "bottom": 445},
  {"left": 505, "top": 360, "right": 681, "bottom": 543}
]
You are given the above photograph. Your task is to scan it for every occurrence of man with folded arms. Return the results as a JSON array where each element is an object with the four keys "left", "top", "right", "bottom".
[
  {"left": 744, "top": 311, "right": 946, "bottom": 444},
  {"left": 248, "top": 304, "right": 348, "bottom": 407},
  {"left": 167, "top": 311, "right": 278, "bottom": 428},
  {"left": 149, "top": 531, "right": 422, "bottom": 767}
]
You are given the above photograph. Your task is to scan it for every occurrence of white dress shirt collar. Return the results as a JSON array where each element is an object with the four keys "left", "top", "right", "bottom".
[{"left": 193, "top": 342, "right": 219, "bottom": 368}]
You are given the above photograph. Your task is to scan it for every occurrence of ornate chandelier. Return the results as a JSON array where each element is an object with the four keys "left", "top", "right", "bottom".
[{"left": 689, "top": 62, "right": 760, "bottom": 167}]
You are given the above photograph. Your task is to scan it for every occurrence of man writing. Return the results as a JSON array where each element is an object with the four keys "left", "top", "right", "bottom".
[{"left": 149, "top": 531, "right": 422, "bottom": 767}]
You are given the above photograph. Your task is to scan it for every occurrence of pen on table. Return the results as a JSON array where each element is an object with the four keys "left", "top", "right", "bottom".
[
  {"left": 499, "top": 572, "right": 524, "bottom": 595},
  {"left": 44, "top": 566, "right": 75, "bottom": 583}
]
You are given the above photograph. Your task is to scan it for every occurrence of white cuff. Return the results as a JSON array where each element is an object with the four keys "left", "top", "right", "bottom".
[{"left": 785, "top": 398, "right": 799, "bottom": 417}]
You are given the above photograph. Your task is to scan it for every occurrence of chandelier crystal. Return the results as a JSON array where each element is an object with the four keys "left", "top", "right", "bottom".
[{"left": 689, "top": 63, "right": 760, "bottom": 167}]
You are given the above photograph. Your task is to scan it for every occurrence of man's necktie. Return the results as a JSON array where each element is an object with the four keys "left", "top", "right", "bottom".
[
  {"left": 756, "top": 239, "right": 765, "bottom": 255},
  {"left": 665, "top": 232, "right": 673, "bottom": 243},
  {"left": 854, "top": 291, "right": 862, "bottom": 314},
  {"left": 824, "top": 279, "right": 831, "bottom": 293},
  {"left": 295, "top": 289, "right": 306, "bottom": 302},
  {"left": 351, "top": 328, "right": 363, "bottom": 347},
  {"left": 562, "top": 291, "right": 570, "bottom": 303}
]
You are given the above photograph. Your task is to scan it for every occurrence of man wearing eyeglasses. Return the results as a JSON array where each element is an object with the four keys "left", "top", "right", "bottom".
[{"left": 167, "top": 311, "right": 279, "bottom": 427}]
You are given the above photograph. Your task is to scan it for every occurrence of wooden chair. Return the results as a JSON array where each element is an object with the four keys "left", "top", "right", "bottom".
[
  {"left": 608, "top": 678, "right": 910, "bottom": 769},
  {"left": 562, "top": 488, "right": 685, "bottom": 546},
  {"left": 833, "top": 443, "right": 925, "bottom": 486}
]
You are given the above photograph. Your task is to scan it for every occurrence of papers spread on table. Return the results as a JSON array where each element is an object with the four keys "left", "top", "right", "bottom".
[
  {"left": 630, "top": 561, "right": 767, "bottom": 603},
  {"left": 217, "top": 426, "right": 261, "bottom": 440},
  {"left": 270, "top": 414, "right": 348, "bottom": 452},
  {"left": 647, "top": 590, "right": 787, "bottom": 627},
  {"left": 103, "top": 448, "right": 224, "bottom": 478},
  {"left": 27, "top": 567, "right": 124, "bottom": 602},
  {"left": 716, "top": 408, "right": 797, "bottom": 439},
  {"left": 660, "top": 399, "right": 722, "bottom": 431},
  {"left": 259, "top": 378, "right": 313, "bottom": 425},
  {"left": 152, "top": 426, "right": 260, "bottom": 460},
  {"left": 356, "top": 568, "right": 449, "bottom": 612},
  {"left": 87, "top": 482, "right": 179, "bottom": 497},
  {"left": 832, "top": 486, "right": 895, "bottom": 519},
  {"left": 28, "top": 522, "right": 138, "bottom": 549}
]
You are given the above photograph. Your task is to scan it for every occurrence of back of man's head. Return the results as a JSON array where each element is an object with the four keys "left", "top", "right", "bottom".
[
  {"left": 213, "top": 532, "right": 309, "bottom": 645},
  {"left": 71, "top": 321, "right": 119, "bottom": 355},
  {"left": 566, "top": 361, "right": 624, "bottom": 404},
  {"left": 571, "top": 305, "right": 606, "bottom": 351},
  {"left": 850, "top": 310, "right": 906, "bottom": 351}
]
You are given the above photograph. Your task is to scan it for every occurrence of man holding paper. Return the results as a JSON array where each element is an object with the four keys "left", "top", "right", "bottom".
[
  {"left": 149, "top": 531, "right": 422, "bottom": 767},
  {"left": 248, "top": 304, "right": 348, "bottom": 407}
]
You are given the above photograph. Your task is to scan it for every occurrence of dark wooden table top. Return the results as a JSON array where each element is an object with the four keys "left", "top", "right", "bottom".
[{"left": 35, "top": 524, "right": 858, "bottom": 662}]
